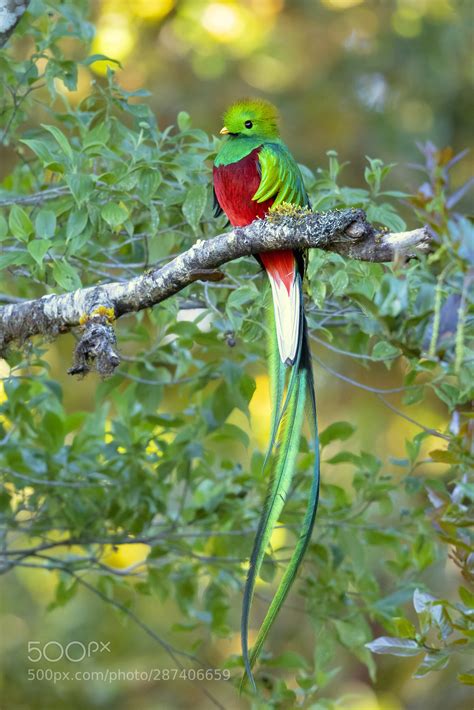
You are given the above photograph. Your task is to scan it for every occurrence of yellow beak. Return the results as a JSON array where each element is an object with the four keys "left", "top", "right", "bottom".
[{"left": 220, "top": 126, "right": 230, "bottom": 135}]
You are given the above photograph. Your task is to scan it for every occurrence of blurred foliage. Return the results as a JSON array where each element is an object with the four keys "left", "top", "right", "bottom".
[
  {"left": 1, "top": 0, "right": 473, "bottom": 191},
  {"left": 0, "top": 2, "right": 473, "bottom": 709}
]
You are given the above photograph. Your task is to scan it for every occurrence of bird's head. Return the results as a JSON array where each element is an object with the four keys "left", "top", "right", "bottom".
[{"left": 220, "top": 98, "right": 280, "bottom": 140}]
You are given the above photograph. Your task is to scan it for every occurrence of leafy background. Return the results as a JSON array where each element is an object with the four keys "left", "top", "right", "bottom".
[{"left": 0, "top": 1, "right": 472, "bottom": 709}]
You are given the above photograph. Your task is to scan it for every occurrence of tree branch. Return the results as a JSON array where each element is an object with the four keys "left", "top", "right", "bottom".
[
  {"left": 0, "top": 208, "right": 431, "bottom": 374},
  {"left": 0, "top": 0, "right": 30, "bottom": 47}
]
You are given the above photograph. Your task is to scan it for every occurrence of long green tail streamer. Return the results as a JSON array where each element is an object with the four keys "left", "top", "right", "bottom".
[
  {"left": 241, "top": 277, "right": 320, "bottom": 692},
  {"left": 248, "top": 333, "right": 320, "bottom": 672}
]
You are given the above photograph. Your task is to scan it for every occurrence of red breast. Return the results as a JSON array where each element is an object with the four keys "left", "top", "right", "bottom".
[
  {"left": 213, "top": 146, "right": 296, "bottom": 296},
  {"left": 213, "top": 147, "right": 274, "bottom": 227}
]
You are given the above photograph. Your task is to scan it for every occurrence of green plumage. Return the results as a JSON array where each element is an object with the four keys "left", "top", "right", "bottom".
[
  {"left": 253, "top": 143, "right": 308, "bottom": 207},
  {"left": 213, "top": 98, "right": 319, "bottom": 693},
  {"left": 214, "top": 98, "right": 309, "bottom": 210},
  {"left": 241, "top": 343, "right": 305, "bottom": 689},
  {"left": 248, "top": 341, "right": 320, "bottom": 676}
]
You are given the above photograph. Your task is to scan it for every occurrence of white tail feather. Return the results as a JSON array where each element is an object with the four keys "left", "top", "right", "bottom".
[{"left": 267, "top": 275, "right": 300, "bottom": 365}]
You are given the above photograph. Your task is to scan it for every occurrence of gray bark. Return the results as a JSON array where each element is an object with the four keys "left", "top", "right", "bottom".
[
  {"left": 0, "top": 0, "right": 30, "bottom": 47},
  {"left": 0, "top": 208, "right": 431, "bottom": 374}
]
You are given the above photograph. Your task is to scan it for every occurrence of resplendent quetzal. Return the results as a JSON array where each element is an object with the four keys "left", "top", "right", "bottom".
[{"left": 213, "top": 98, "right": 320, "bottom": 689}]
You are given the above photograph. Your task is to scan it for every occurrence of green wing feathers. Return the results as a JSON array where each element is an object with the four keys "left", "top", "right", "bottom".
[{"left": 252, "top": 143, "right": 309, "bottom": 207}]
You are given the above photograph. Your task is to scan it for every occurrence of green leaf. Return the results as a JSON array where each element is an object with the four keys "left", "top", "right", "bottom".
[
  {"left": 391, "top": 617, "right": 417, "bottom": 638},
  {"left": 333, "top": 619, "right": 368, "bottom": 649},
  {"left": 365, "top": 637, "right": 421, "bottom": 657},
  {"left": 402, "top": 385, "right": 425, "bottom": 406},
  {"left": 41, "top": 124, "right": 74, "bottom": 161},
  {"left": 66, "top": 174, "right": 94, "bottom": 206},
  {"left": 42, "top": 411, "right": 65, "bottom": 451},
  {"left": 35, "top": 209, "right": 56, "bottom": 239},
  {"left": 0, "top": 251, "right": 31, "bottom": 269},
  {"left": 101, "top": 202, "right": 129, "bottom": 230},
  {"left": 459, "top": 586, "right": 474, "bottom": 608},
  {"left": 66, "top": 210, "right": 88, "bottom": 241},
  {"left": 227, "top": 285, "right": 257, "bottom": 311},
  {"left": 405, "top": 431, "right": 427, "bottom": 462},
  {"left": 372, "top": 341, "right": 400, "bottom": 360},
  {"left": 47, "top": 577, "right": 78, "bottom": 610},
  {"left": 20, "top": 138, "right": 54, "bottom": 164},
  {"left": 177, "top": 111, "right": 191, "bottom": 131},
  {"left": 83, "top": 123, "right": 110, "bottom": 150},
  {"left": 183, "top": 184, "right": 207, "bottom": 233},
  {"left": 210, "top": 422, "right": 249, "bottom": 448},
  {"left": 320, "top": 421, "right": 355, "bottom": 448},
  {"left": 52, "top": 260, "right": 82, "bottom": 290},
  {"left": 331, "top": 270, "right": 349, "bottom": 294},
  {"left": 28, "top": 239, "right": 52, "bottom": 266},
  {"left": 9, "top": 205, "right": 33, "bottom": 241},
  {"left": 433, "top": 383, "right": 462, "bottom": 410},
  {"left": 266, "top": 651, "right": 310, "bottom": 669},
  {"left": 413, "top": 652, "right": 450, "bottom": 677},
  {"left": 347, "top": 291, "right": 379, "bottom": 318},
  {"left": 381, "top": 190, "right": 409, "bottom": 198},
  {"left": 83, "top": 54, "right": 122, "bottom": 68},
  {"left": 413, "top": 588, "right": 452, "bottom": 640},
  {"left": 0, "top": 487, "right": 12, "bottom": 512},
  {"left": 53, "top": 59, "right": 78, "bottom": 91},
  {"left": 457, "top": 673, "right": 474, "bottom": 685},
  {"left": 366, "top": 203, "right": 406, "bottom": 232},
  {"left": 139, "top": 168, "right": 162, "bottom": 203},
  {"left": 340, "top": 187, "right": 369, "bottom": 205},
  {"left": 0, "top": 213, "right": 8, "bottom": 241},
  {"left": 326, "top": 451, "right": 359, "bottom": 465},
  {"left": 429, "top": 448, "right": 459, "bottom": 464}
]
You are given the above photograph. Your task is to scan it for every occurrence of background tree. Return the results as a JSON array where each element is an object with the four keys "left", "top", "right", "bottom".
[{"left": 0, "top": 2, "right": 472, "bottom": 709}]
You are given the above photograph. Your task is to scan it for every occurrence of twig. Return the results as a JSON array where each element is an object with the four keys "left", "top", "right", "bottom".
[
  {"left": 376, "top": 394, "right": 450, "bottom": 441},
  {"left": 0, "top": 466, "right": 117, "bottom": 488},
  {"left": 310, "top": 333, "right": 398, "bottom": 361},
  {"left": 313, "top": 354, "right": 415, "bottom": 394}
]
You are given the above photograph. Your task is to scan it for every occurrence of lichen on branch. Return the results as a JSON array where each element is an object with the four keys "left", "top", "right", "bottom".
[
  {"left": 0, "top": 0, "right": 30, "bottom": 47},
  {"left": 0, "top": 208, "right": 431, "bottom": 374}
]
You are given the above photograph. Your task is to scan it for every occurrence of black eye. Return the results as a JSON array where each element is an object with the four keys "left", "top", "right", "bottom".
[{"left": 244, "top": 120, "right": 253, "bottom": 129}]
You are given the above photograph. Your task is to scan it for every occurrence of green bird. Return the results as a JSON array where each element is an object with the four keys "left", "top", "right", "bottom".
[{"left": 213, "top": 98, "right": 320, "bottom": 689}]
